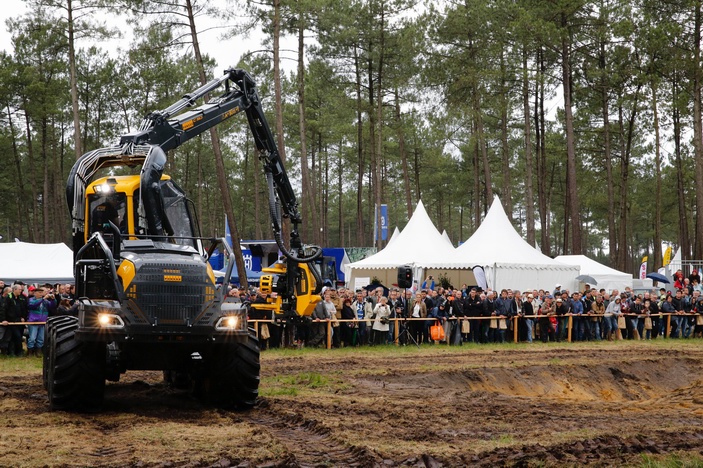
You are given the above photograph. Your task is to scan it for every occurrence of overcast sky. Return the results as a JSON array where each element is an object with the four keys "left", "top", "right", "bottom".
[{"left": 0, "top": 2, "right": 295, "bottom": 74}]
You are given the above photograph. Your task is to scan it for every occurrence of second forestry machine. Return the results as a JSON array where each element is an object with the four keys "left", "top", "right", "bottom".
[{"left": 43, "top": 68, "right": 323, "bottom": 411}]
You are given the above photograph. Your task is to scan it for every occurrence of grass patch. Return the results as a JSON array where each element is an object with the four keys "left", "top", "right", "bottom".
[
  {"left": 638, "top": 452, "right": 703, "bottom": 467},
  {"left": 0, "top": 355, "right": 42, "bottom": 374},
  {"left": 262, "top": 371, "right": 346, "bottom": 399}
]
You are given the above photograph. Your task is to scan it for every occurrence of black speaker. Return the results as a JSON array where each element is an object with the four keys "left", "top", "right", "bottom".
[
  {"left": 397, "top": 265, "right": 413, "bottom": 288},
  {"left": 249, "top": 244, "right": 265, "bottom": 257}
]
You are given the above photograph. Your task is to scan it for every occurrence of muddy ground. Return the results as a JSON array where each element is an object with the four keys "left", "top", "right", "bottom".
[{"left": 2, "top": 341, "right": 703, "bottom": 467}]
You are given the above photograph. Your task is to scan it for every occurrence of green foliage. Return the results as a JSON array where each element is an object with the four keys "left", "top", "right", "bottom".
[{"left": 1, "top": 0, "right": 703, "bottom": 270}]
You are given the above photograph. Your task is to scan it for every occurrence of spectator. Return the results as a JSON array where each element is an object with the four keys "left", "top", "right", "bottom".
[
  {"left": 340, "top": 298, "right": 356, "bottom": 347},
  {"left": 371, "top": 296, "right": 391, "bottom": 345},
  {"left": 605, "top": 296, "right": 621, "bottom": 341},
  {"left": 56, "top": 298, "right": 78, "bottom": 317},
  {"left": 674, "top": 270, "right": 685, "bottom": 290},
  {"left": 329, "top": 289, "right": 343, "bottom": 348},
  {"left": 421, "top": 275, "right": 435, "bottom": 291},
  {"left": 555, "top": 295, "right": 570, "bottom": 342},
  {"left": 27, "top": 287, "right": 56, "bottom": 357},
  {"left": 539, "top": 295, "right": 556, "bottom": 342},
  {"left": 483, "top": 290, "right": 497, "bottom": 343},
  {"left": 0, "top": 287, "right": 10, "bottom": 355},
  {"left": 3, "top": 284, "right": 27, "bottom": 356},
  {"left": 309, "top": 290, "right": 334, "bottom": 347},
  {"left": 693, "top": 296, "right": 703, "bottom": 339},
  {"left": 410, "top": 293, "right": 427, "bottom": 344},
  {"left": 571, "top": 292, "right": 585, "bottom": 341},
  {"left": 671, "top": 289, "right": 685, "bottom": 338},
  {"left": 463, "top": 288, "right": 482, "bottom": 343},
  {"left": 351, "top": 289, "right": 372, "bottom": 346},
  {"left": 661, "top": 294, "right": 676, "bottom": 338},
  {"left": 522, "top": 293, "right": 536, "bottom": 343},
  {"left": 590, "top": 295, "right": 605, "bottom": 341},
  {"left": 449, "top": 289, "right": 465, "bottom": 344}
]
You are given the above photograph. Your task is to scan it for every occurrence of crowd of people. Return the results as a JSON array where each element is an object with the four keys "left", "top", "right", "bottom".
[
  {"left": 3, "top": 270, "right": 702, "bottom": 355},
  {"left": 0, "top": 281, "right": 78, "bottom": 356},
  {"left": 237, "top": 271, "right": 703, "bottom": 349}
]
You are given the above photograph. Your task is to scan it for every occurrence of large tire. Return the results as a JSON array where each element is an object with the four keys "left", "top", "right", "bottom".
[
  {"left": 43, "top": 316, "right": 76, "bottom": 390},
  {"left": 200, "top": 333, "right": 260, "bottom": 410},
  {"left": 48, "top": 316, "right": 106, "bottom": 412}
]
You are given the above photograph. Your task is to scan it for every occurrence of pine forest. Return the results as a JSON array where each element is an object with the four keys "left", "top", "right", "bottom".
[{"left": 0, "top": 0, "right": 702, "bottom": 276}]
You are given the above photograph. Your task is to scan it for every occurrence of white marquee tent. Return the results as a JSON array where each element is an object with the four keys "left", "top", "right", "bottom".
[
  {"left": 0, "top": 242, "right": 74, "bottom": 284},
  {"left": 555, "top": 254, "right": 633, "bottom": 292},
  {"left": 347, "top": 201, "right": 470, "bottom": 288},
  {"left": 455, "top": 196, "right": 579, "bottom": 292}
]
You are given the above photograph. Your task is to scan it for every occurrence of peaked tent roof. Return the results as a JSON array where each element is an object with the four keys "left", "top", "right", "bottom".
[
  {"left": 441, "top": 230, "right": 453, "bottom": 246},
  {"left": 455, "top": 197, "right": 572, "bottom": 268},
  {"left": 387, "top": 227, "right": 401, "bottom": 246},
  {"left": 0, "top": 242, "right": 74, "bottom": 284},
  {"left": 348, "top": 200, "right": 466, "bottom": 269}
]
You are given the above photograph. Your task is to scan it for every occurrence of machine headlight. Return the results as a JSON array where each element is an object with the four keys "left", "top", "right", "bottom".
[
  {"left": 215, "top": 315, "right": 247, "bottom": 331},
  {"left": 97, "top": 313, "right": 125, "bottom": 329}
]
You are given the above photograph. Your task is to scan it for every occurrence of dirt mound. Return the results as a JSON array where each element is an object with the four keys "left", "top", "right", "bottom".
[
  {"left": 364, "top": 357, "right": 700, "bottom": 403},
  {"left": 3, "top": 343, "right": 703, "bottom": 466}
]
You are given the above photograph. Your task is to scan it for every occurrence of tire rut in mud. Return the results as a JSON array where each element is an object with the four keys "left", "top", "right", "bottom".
[
  {"left": 467, "top": 430, "right": 703, "bottom": 466},
  {"left": 244, "top": 401, "right": 379, "bottom": 467}
]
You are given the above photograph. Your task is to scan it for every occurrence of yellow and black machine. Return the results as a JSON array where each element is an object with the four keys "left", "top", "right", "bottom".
[{"left": 43, "top": 69, "right": 322, "bottom": 411}]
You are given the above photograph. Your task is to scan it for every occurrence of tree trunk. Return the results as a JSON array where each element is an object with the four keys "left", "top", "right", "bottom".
[
  {"left": 338, "top": 141, "right": 343, "bottom": 246},
  {"left": 673, "top": 75, "right": 691, "bottom": 256},
  {"left": 477, "top": 96, "right": 492, "bottom": 208},
  {"left": 185, "top": 0, "right": 248, "bottom": 287},
  {"left": 23, "top": 98, "right": 38, "bottom": 242},
  {"left": 354, "top": 45, "right": 365, "bottom": 246},
  {"left": 7, "top": 104, "right": 27, "bottom": 241},
  {"left": 472, "top": 117, "right": 480, "bottom": 228},
  {"left": 651, "top": 79, "right": 662, "bottom": 270},
  {"left": 536, "top": 47, "right": 550, "bottom": 255},
  {"left": 500, "top": 48, "right": 511, "bottom": 220},
  {"left": 600, "top": 41, "right": 616, "bottom": 266},
  {"left": 693, "top": 0, "right": 703, "bottom": 259},
  {"left": 67, "top": 0, "right": 82, "bottom": 159},
  {"left": 522, "top": 47, "right": 535, "bottom": 247},
  {"left": 394, "top": 88, "right": 413, "bottom": 219},
  {"left": 561, "top": 15, "right": 582, "bottom": 254},
  {"left": 372, "top": 2, "right": 385, "bottom": 250},
  {"left": 617, "top": 84, "right": 640, "bottom": 271},
  {"left": 297, "top": 19, "right": 318, "bottom": 244}
]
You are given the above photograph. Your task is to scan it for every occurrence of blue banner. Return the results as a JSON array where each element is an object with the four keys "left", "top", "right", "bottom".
[
  {"left": 225, "top": 215, "right": 232, "bottom": 247},
  {"left": 380, "top": 204, "right": 388, "bottom": 241}
]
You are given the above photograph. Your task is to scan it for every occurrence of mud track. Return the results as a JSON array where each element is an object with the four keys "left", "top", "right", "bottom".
[{"left": 2, "top": 341, "right": 703, "bottom": 467}]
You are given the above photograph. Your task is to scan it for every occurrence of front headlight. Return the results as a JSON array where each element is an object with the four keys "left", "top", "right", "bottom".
[
  {"left": 97, "top": 313, "right": 125, "bottom": 329},
  {"left": 215, "top": 314, "right": 247, "bottom": 331}
]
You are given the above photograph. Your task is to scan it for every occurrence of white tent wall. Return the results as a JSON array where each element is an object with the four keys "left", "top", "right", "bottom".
[
  {"left": 422, "top": 268, "right": 476, "bottom": 290},
  {"left": 0, "top": 242, "right": 74, "bottom": 284},
  {"left": 554, "top": 254, "right": 633, "bottom": 293},
  {"left": 347, "top": 268, "right": 397, "bottom": 290},
  {"left": 487, "top": 263, "right": 578, "bottom": 293}
]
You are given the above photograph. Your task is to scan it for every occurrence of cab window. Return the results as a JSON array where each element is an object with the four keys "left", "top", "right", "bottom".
[{"left": 88, "top": 193, "right": 127, "bottom": 235}]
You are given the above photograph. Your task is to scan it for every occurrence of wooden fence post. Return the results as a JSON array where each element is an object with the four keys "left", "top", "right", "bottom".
[
  {"left": 568, "top": 315, "right": 573, "bottom": 343},
  {"left": 513, "top": 316, "right": 518, "bottom": 343},
  {"left": 327, "top": 320, "right": 332, "bottom": 349}
]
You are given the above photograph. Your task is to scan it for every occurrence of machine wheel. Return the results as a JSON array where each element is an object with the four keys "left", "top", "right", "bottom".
[
  {"left": 48, "top": 316, "right": 106, "bottom": 412},
  {"left": 163, "top": 370, "right": 192, "bottom": 390},
  {"left": 200, "top": 333, "right": 260, "bottom": 410},
  {"left": 43, "top": 316, "right": 75, "bottom": 390}
]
